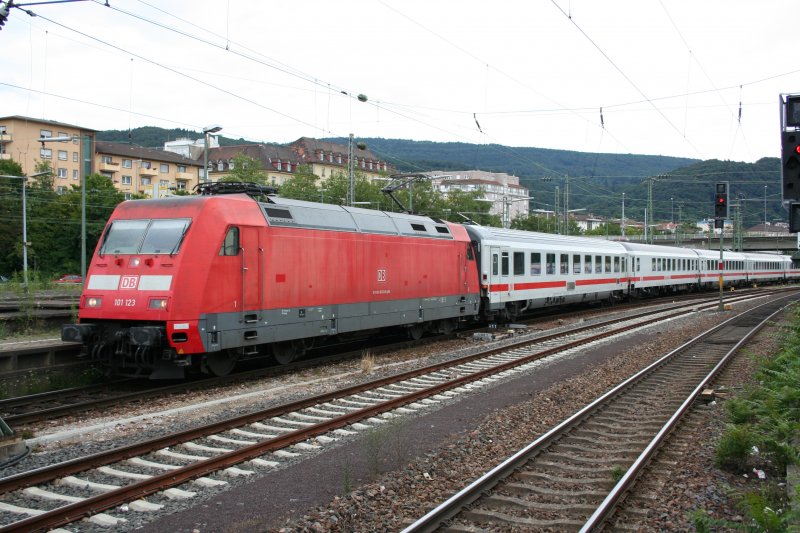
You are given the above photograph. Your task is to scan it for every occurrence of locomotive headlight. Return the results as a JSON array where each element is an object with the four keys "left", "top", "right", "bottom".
[
  {"left": 148, "top": 298, "right": 168, "bottom": 310},
  {"left": 86, "top": 297, "right": 102, "bottom": 308},
  {"left": 130, "top": 258, "right": 140, "bottom": 267}
]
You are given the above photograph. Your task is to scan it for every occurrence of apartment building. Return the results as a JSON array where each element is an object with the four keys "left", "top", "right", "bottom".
[
  {"left": 289, "top": 137, "right": 391, "bottom": 181},
  {"left": 424, "top": 170, "right": 530, "bottom": 227},
  {"left": 204, "top": 143, "right": 299, "bottom": 187},
  {"left": 95, "top": 141, "right": 202, "bottom": 198},
  {"left": 0, "top": 115, "right": 96, "bottom": 192}
]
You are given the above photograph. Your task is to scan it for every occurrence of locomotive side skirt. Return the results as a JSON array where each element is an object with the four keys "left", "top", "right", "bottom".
[{"left": 198, "top": 293, "right": 479, "bottom": 352}]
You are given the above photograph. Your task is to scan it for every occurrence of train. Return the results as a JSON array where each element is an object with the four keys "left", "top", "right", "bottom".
[{"left": 61, "top": 184, "right": 800, "bottom": 379}]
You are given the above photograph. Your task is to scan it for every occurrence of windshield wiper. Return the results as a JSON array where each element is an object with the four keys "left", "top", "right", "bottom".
[{"left": 169, "top": 222, "right": 191, "bottom": 257}]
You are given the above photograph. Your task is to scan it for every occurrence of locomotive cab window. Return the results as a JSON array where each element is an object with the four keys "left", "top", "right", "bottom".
[
  {"left": 140, "top": 219, "right": 191, "bottom": 254},
  {"left": 100, "top": 218, "right": 190, "bottom": 255},
  {"left": 219, "top": 227, "right": 240, "bottom": 256}
]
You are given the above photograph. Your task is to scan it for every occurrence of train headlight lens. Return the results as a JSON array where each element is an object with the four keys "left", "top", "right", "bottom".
[
  {"left": 130, "top": 258, "right": 140, "bottom": 267},
  {"left": 86, "top": 297, "right": 102, "bottom": 308},
  {"left": 148, "top": 298, "right": 168, "bottom": 309}
]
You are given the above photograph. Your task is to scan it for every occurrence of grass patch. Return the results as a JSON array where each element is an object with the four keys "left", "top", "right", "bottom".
[{"left": 707, "top": 305, "right": 800, "bottom": 531}]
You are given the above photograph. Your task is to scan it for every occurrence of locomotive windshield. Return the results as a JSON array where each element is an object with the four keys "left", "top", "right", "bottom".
[{"left": 100, "top": 218, "right": 191, "bottom": 255}]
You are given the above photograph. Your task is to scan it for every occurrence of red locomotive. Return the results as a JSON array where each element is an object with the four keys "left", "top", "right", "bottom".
[
  {"left": 62, "top": 182, "right": 800, "bottom": 379},
  {"left": 62, "top": 184, "right": 480, "bottom": 378}
]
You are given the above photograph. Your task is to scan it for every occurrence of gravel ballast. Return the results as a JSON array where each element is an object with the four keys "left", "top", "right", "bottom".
[{"left": 3, "top": 295, "right": 796, "bottom": 532}]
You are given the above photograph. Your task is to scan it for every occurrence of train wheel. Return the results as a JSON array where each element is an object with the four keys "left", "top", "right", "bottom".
[
  {"left": 205, "top": 349, "right": 238, "bottom": 377},
  {"left": 272, "top": 342, "right": 298, "bottom": 364},
  {"left": 408, "top": 324, "right": 424, "bottom": 341}
]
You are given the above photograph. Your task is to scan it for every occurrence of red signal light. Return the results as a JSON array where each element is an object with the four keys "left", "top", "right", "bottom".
[{"left": 795, "top": 144, "right": 800, "bottom": 154}]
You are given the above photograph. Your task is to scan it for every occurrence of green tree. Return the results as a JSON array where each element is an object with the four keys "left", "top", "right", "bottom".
[
  {"left": 42, "top": 174, "right": 125, "bottom": 274},
  {"left": 441, "top": 189, "right": 499, "bottom": 226},
  {"left": 279, "top": 165, "right": 321, "bottom": 202},
  {"left": 219, "top": 153, "right": 267, "bottom": 184},
  {"left": 0, "top": 160, "right": 26, "bottom": 276}
]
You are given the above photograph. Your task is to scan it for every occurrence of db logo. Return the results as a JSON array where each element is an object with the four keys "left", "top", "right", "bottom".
[
  {"left": 377, "top": 269, "right": 387, "bottom": 282},
  {"left": 120, "top": 275, "right": 139, "bottom": 290}
]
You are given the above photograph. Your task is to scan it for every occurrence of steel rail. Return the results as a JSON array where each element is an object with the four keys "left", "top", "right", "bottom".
[
  {"left": 0, "top": 296, "right": 748, "bottom": 531},
  {"left": 579, "top": 299, "right": 795, "bottom": 532},
  {"left": 0, "top": 291, "right": 789, "bottom": 532},
  {"left": 401, "top": 294, "right": 798, "bottom": 533}
]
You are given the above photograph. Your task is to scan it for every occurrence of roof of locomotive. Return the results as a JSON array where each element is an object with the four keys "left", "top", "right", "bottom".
[
  {"left": 261, "top": 196, "right": 458, "bottom": 240},
  {"left": 463, "top": 225, "right": 627, "bottom": 253}
]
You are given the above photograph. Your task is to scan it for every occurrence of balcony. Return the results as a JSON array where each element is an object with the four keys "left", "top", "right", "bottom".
[
  {"left": 0, "top": 153, "right": 10, "bottom": 160},
  {"left": 99, "top": 161, "right": 119, "bottom": 173},
  {"left": 0, "top": 133, "right": 11, "bottom": 143},
  {"left": 138, "top": 166, "right": 157, "bottom": 177},
  {"left": 175, "top": 172, "right": 195, "bottom": 182}
]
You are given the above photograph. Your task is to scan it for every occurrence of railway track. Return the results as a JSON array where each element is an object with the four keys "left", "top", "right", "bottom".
[
  {"left": 0, "top": 289, "right": 778, "bottom": 426},
  {"left": 401, "top": 294, "right": 797, "bottom": 532},
  {"left": 0, "top": 290, "right": 786, "bottom": 531}
]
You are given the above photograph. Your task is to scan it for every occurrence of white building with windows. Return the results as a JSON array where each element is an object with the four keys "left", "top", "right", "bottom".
[{"left": 424, "top": 170, "right": 530, "bottom": 227}]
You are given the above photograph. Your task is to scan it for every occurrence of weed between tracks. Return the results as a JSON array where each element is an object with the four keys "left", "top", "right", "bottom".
[{"left": 694, "top": 306, "right": 800, "bottom": 532}]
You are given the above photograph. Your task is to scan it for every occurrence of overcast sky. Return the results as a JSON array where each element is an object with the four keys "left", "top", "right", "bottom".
[{"left": 1, "top": 0, "right": 798, "bottom": 164}]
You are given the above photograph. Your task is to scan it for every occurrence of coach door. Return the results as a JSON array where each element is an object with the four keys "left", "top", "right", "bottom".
[
  {"left": 239, "top": 226, "right": 263, "bottom": 322},
  {"left": 489, "top": 246, "right": 511, "bottom": 303}
]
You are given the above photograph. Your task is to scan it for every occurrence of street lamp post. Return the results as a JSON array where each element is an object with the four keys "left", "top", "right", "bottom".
[{"left": 202, "top": 125, "right": 222, "bottom": 184}]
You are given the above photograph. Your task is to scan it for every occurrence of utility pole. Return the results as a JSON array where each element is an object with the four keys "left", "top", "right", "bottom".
[
  {"left": 647, "top": 176, "right": 654, "bottom": 244},
  {"left": 347, "top": 133, "right": 354, "bottom": 207},
  {"left": 563, "top": 175, "right": 570, "bottom": 235},
  {"left": 621, "top": 192, "right": 625, "bottom": 238},
  {"left": 554, "top": 186, "right": 560, "bottom": 234}
]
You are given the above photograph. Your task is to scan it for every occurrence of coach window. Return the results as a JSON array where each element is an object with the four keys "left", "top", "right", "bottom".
[
  {"left": 613, "top": 257, "right": 620, "bottom": 272},
  {"left": 492, "top": 254, "right": 499, "bottom": 276},
  {"left": 573, "top": 254, "right": 581, "bottom": 274},
  {"left": 530, "top": 253, "right": 541, "bottom": 275},
  {"left": 501, "top": 252, "right": 509, "bottom": 276},
  {"left": 513, "top": 252, "right": 525, "bottom": 276},
  {"left": 584, "top": 255, "right": 592, "bottom": 274},
  {"left": 604, "top": 256, "right": 611, "bottom": 273},
  {"left": 219, "top": 227, "right": 240, "bottom": 256},
  {"left": 546, "top": 253, "right": 556, "bottom": 275},
  {"left": 595, "top": 255, "right": 602, "bottom": 273},
  {"left": 636, "top": 257, "right": 641, "bottom": 271},
  {"left": 560, "top": 254, "right": 569, "bottom": 275}
]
